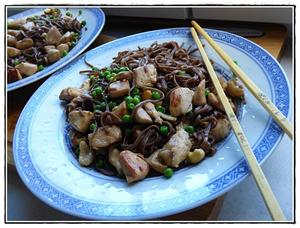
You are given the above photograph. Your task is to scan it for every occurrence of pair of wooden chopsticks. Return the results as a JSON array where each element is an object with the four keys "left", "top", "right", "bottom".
[{"left": 190, "top": 21, "right": 288, "bottom": 221}]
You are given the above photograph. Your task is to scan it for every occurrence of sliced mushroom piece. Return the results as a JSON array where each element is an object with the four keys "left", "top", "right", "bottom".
[
  {"left": 7, "top": 34, "right": 17, "bottom": 47},
  {"left": 46, "top": 26, "right": 62, "bottom": 45},
  {"left": 169, "top": 87, "right": 194, "bottom": 117},
  {"left": 158, "top": 128, "right": 192, "bottom": 168},
  {"left": 68, "top": 110, "right": 94, "bottom": 133},
  {"left": 7, "top": 29, "right": 22, "bottom": 39},
  {"left": 133, "top": 64, "right": 157, "bottom": 88},
  {"left": 78, "top": 141, "right": 94, "bottom": 166},
  {"left": 46, "top": 49, "right": 61, "bottom": 63},
  {"left": 193, "top": 79, "right": 206, "bottom": 106},
  {"left": 66, "top": 96, "right": 83, "bottom": 113},
  {"left": 145, "top": 149, "right": 168, "bottom": 173},
  {"left": 119, "top": 150, "right": 149, "bottom": 183},
  {"left": 112, "top": 101, "right": 127, "bottom": 118},
  {"left": 16, "top": 38, "right": 33, "bottom": 50},
  {"left": 210, "top": 118, "right": 231, "bottom": 142},
  {"left": 158, "top": 112, "right": 177, "bottom": 122},
  {"left": 69, "top": 129, "right": 85, "bottom": 148},
  {"left": 107, "top": 80, "right": 130, "bottom": 98},
  {"left": 134, "top": 106, "right": 153, "bottom": 124},
  {"left": 218, "top": 76, "right": 228, "bottom": 91},
  {"left": 44, "top": 45, "right": 56, "bottom": 53},
  {"left": 21, "top": 21, "right": 35, "bottom": 31},
  {"left": 58, "top": 31, "right": 72, "bottom": 45},
  {"left": 207, "top": 93, "right": 235, "bottom": 112},
  {"left": 7, "top": 68, "right": 22, "bottom": 83},
  {"left": 7, "top": 18, "right": 26, "bottom": 29},
  {"left": 226, "top": 80, "right": 244, "bottom": 98},
  {"left": 7, "top": 47, "right": 21, "bottom": 57},
  {"left": 91, "top": 125, "right": 122, "bottom": 150},
  {"left": 59, "top": 87, "right": 83, "bottom": 102},
  {"left": 15, "top": 62, "right": 38, "bottom": 76},
  {"left": 144, "top": 102, "right": 163, "bottom": 124},
  {"left": 108, "top": 148, "right": 123, "bottom": 176},
  {"left": 57, "top": 43, "right": 69, "bottom": 56},
  {"left": 116, "top": 71, "right": 133, "bottom": 81}
]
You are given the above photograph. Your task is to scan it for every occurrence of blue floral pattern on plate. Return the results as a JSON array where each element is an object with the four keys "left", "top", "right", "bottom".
[{"left": 13, "top": 28, "right": 291, "bottom": 220}]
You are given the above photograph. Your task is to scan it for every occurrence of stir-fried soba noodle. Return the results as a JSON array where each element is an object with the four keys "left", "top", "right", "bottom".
[
  {"left": 7, "top": 8, "right": 85, "bottom": 83},
  {"left": 59, "top": 41, "right": 245, "bottom": 183}
]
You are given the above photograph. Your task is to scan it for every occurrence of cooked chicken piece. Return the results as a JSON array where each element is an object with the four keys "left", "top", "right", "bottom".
[
  {"left": 46, "top": 26, "right": 62, "bottom": 45},
  {"left": 158, "top": 128, "right": 192, "bottom": 167},
  {"left": 193, "top": 79, "right": 206, "bottom": 106},
  {"left": 7, "top": 68, "right": 22, "bottom": 83},
  {"left": 144, "top": 102, "right": 163, "bottom": 124},
  {"left": 58, "top": 31, "right": 72, "bottom": 45},
  {"left": 112, "top": 101, "right": 127, "bottom": 118},
  {"left": 108, "top": 148, "right": 123, "bottom": 176},
  {"left": 207, "top": 93, "right": 236, "bottom": 112},
  {"left": 7, "top": 47, "right": 21, "bottom": 57},
  {"left": 158, "top": 112, "right": 177, "bottom": 122},
  {"left": 119, "top": 150, "right": 149, "bottom": 183},
  {"left": 78, "top": 141, "right": 94, "bottom": 166},
  {"left": 7, "top": 29, "right": 22, "bottom": 39},
  {"left": 107, "top": 80, "right": 130, "bottom": 98},
  {"left": 134, "top": 106, "right": 153, "bottom": 124},
  {"left": 68, "top": 110, "right": 94, "bottom": 133},
  {"left": 7, "top": 34, "right": 17, "bottom": 47},
  {"left": 133, "top": 64, "right": 157, "bottom": 88},
  {"left": 169, "top": 87, "right": 194, "bottom": 117},
  {"left": 46, "top": 49, "right": 61, "bottom": 63},
  {"left": 57, "top": 43, "right": 69, "bottom": 56},
  {"left": 7, "top": 18, "right": 26, "bottom": 29},
  {"left": 145, "top": 149, "right": 168, "bottom": 173},
  {"left": 16, "top": 38, "right": 33, "bottom": 50},
  {"left": 44, "top": 45, "right": 56, "bottom": 53},
  {"left": 15, "top": 62, "right": 38, "bottom": 76},
  {"left": 80, "top": 79, "right": 91, "bottom": 91},
  {"left": 210, "top": 118, "right": 231, "bottom": 142},
  {"left": 59, "top": 87, "right": 83, "bottom": 102},
  {"left": 226, "top": 80, "right": 244, "bottom": 98},
  {"left": 91, "top": 125, "right": 122, "bottom": 150}
]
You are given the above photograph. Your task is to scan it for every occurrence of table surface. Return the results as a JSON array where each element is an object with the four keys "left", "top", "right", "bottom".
[{"left": 6, "top": 12, "right": 293, "bottom": 221}]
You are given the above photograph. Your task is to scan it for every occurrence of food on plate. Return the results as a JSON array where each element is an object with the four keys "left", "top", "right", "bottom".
[
  {"left": 60, "top": 41, "right": 245, "bottom": 183},
  {"left": 7, "top": 8, "right": 86, "bottom": 83}
]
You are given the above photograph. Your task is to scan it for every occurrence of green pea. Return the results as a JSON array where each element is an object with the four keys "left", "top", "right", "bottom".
[
  {"left": 119, "top": 66, "right": 129, "bottom": 72},
  {"left": 125, "top": 96, "right": 133, "bottom": 104},
  {"left": 37, "top": 64, "right": 44, "bottom": 71},
  {"left": 104, "top": 70, "right": 111, "bottom": 78},
  {"left": 62, "top": 50, "right": 68, "bottom": 57},
  {"left": 94, "top": 87, "right": 103, "bottom": 96},
  {"left": 66, "top": 11, "right": 72, "bottom": 16},
  {"left": 127, "top": 102, "right": 135, "bottom": 111},
  {"left": 14, "top": 60, "right": 20, "bottom": 66},
  {"left": 92, "top": 90, "right": 98, "bottom": 99},
  {"left": 95, "top": 159, "right": 104, "bottom": 168},
  {"left": 177, "top": 70, "right": 186, "bottom": 76},
  {"left": 159, "top": 125, "right": 169, "bottom": 136},
  {"left": 205, "top": 89, "right": 210, "bottom": 96},
  {"left": 108, "top": 101, "right": 117, "bottom": 110},
  {"left": 132, "top": 95, "right": 141, "bottom": 105},
  {"left": 156, "top": 105, "right": 165, "bottom": 113},
  {"left": 132, "top": 87, "right": 140, "bottom": 96},
  {"left": 78, "top": 9, "right": 82, "bottom": 15},
  {"left": 122, "top": 114, "right": 132, "bottom": 123},
  {"left": 89, "top": 123, "right": 96, "bottom": 131},
  {"left": 94, "top": 102, "right": 106, "bottom": 111},
  {"left": 184, "top": 125, "right": 195, "bottom": 134},
  {"left": 81, "top": 20, "right": 86, "bottom": 26},
  {"left": 164, "top": 167, "right": 174, "bottom": 178},
  {"left": 151, "top": 91, "right": 161, "bottom": 100}
]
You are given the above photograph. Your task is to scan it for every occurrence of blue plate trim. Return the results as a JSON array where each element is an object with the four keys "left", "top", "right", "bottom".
[
  {"left": 13, "top": 28, "right": 291, "bottom": 220},
  {"left": 7, "top": 7, "right": 105, "bottom": 91}
]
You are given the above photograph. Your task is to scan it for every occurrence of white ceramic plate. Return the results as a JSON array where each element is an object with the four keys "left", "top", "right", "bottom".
[
  {"left": 13, "top": 28, "right": 291, "bottom": 220},
  {"left": 7, "top": 7, "right": 105, "bottom": 91}
]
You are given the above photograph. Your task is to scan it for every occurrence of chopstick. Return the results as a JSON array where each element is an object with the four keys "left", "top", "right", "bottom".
[
  {"left": 190, "top": 27, "right": 286, "bottom": 221},
  {"left": 191, "top": 21, "right": 293, "bottom": 139}
]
